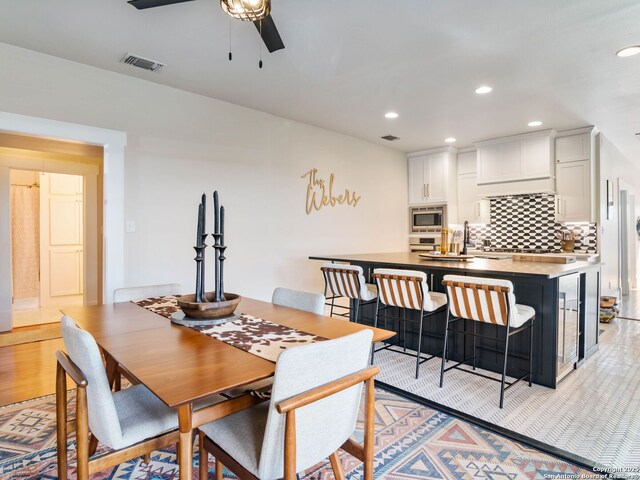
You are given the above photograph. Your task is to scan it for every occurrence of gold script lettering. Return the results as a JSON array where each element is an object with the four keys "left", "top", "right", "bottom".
[{"left": 301, "top": 168, "right": 362, "bottom": 215}]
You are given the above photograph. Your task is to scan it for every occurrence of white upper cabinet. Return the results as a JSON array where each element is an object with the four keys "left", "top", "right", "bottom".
[
  {"left": 556, "top": 133, "right": 590, "bottom": 163},
  {"left": 475, "top": 130, "right": 556, "bottom": 196},
  {"left": 456, "top": 149, "right": 489, "bottom": 224},
  {"left": 554, "top": 127, "right": 597, "bottom": 222},
  {"left": 407, "top": 147, "right": 458, "bottom": 214}
]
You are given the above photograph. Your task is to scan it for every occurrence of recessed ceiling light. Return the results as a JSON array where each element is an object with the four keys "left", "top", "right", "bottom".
[
  {"left": 616, "top": 46, "right": 640, "bottom": 57},
  {"left": 475, "top": 86, "right": 493, "bottom": 94},
  {"left": 445, "top": 137, "right": 456, "bottom": 143},
  {"left": 528, "top": 121, "right": 543, "bottom": 127},
  {"left": 385, "top": 112, "right": 399, "bottom": 119}
]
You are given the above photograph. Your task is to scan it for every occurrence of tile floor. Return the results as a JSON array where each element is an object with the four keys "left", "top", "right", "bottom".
[
  {"left": 375, "top": 318, "right": 640, "bottom": 470},
  {"left": 620, "top": 289, "right": 640, "bottom": 320}
]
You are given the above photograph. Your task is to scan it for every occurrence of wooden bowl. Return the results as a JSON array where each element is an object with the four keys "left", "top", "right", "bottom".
[{"left": 177, "top": 292, "right": 241, "bottom": 319}]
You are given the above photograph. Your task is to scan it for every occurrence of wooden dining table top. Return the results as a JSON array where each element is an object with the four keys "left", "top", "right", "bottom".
[{"left": 61, "top": 297, "right": 395, "bottom": 408}]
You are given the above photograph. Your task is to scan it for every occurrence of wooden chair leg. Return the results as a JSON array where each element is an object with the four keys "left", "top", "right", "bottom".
[
  {"left": 56, "top": 362, "right": 69, "bottom": 480},
  {"left": 363, "top": 377, "right": 375, "bottom": 480},
  {"left": 114, "top": 372, "right": 122, "bottom": 392},
  {"left": 88, "top": 434, "right": 99, "bottom": 457},
  {"left": 76, "top": 387, "right": 90, "bottom": 480},
  {"left": 199, "top": 431, "right": 209, "bottom": 480},
  {"left": 329, "top": 451, "right": 345, "bottom": 480},
  {"left": 215, "top": 458, "right": 224, "bottom": 480},
  {"left": 143, "top": 452, "right": 151, "bottom": 463}
]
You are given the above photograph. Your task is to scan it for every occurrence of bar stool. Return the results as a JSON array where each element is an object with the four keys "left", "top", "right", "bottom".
[
  {"left": 321, "top": 263, "right": 378, "bottom": 322},
  {"left": 440, "top": 275, "right": 535, "bottom": 408},
  {"left": 371, "top": 268, "right": 447, "bottom": 379}
]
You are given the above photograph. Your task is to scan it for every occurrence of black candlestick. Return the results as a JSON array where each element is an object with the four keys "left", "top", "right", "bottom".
[
  {"left": 194, "top": 245, "right": 205, "bottom": 303},
  {"left": 218, "top": 245, "right": 227, "bottom": 302},
  {"left": 212, "top": 232, "right": 222, "bottom": 302}
]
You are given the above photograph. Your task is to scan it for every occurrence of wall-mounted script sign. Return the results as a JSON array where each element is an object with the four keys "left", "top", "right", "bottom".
[{"left": 301, "top": 168, "right": 362, "bottom": 215}]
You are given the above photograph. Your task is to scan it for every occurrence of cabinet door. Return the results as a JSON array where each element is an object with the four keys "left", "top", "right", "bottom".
[
  {"left": 522, "top": 135, "right": 552, "bottom": 177},
  {"left": 497, "top": 140, "right": 522, "bottom": 178},
  {"left": 555, "top": 160, "right": 590, "bottom": 222},
  {"left": 425, "top": 153, "right": 446, "bottom": 202},
  {"left": 457, "top": 150, "right": 477, "bottom": 175},
  {"left": 457, "top": 173, "right": 478, "bottom": 223},
  {"left": 477, "top": 145, "right": 500, "bottom": 182},
  {"left": 556, "top": 134, "right": 589, "bottom": 163},
  {"left": 408, "top": 156, "right": 426, "bottom": 204}
]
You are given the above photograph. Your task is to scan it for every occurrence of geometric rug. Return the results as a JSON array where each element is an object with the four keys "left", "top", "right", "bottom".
[
  {"left": 374, "top": 318, "right": 640, "bottom": 471},
  {"left": 0, "top": 389, "right": 597, "bottom": 479}
]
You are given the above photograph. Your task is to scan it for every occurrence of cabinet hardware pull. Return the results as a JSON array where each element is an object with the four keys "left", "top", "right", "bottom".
[
  {"left": 426, "top": 184, "right": 430, "bottom": 198},
  {"left": 423, "top": 184, "right": 427, "bottom": 198}
]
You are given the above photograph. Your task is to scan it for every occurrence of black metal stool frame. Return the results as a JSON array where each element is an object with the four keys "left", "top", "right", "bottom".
[
  {"left": 370, "top": 277, "right": 446, "bottom": 379},
  {"left": 439, "top": 305, "right": 534, "bottom": 409}
]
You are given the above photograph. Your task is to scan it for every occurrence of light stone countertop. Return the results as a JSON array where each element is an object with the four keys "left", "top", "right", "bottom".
[{"left": 310, "top": 251, "right": 601, "bottom": 279}]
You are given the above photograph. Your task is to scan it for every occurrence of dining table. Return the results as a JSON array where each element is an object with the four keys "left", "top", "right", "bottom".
[{"left": 60, "top": 296, "right": 395, "bottom": 480}]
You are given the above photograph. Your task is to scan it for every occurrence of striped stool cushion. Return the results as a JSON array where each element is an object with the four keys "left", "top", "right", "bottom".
[
  {"left": 321, "top": 264, "right": 377, "bottom": 301},
  {"left": 442, "top": 275, "right": 534, "bottom": 328}
]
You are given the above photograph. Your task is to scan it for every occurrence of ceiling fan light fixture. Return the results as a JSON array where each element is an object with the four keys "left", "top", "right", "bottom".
[{"left": 220, "top": 0, "right": 271, "bottom": 21}]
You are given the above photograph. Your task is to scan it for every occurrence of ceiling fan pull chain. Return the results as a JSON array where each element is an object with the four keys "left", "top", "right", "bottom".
[
  {"left": 228, "top": 18, "right": 233, "bottom": 61},
  {"left": 258, "top": 19, "right": 263, "bottom": 68}
]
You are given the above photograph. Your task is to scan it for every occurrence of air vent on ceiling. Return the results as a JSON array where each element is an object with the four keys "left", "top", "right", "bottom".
[
  {"left": 381, "top": 135, "right": 400, "bottom": 141},
  {"left": 120, "top": 53, "right": 165, "bottom": 72}
]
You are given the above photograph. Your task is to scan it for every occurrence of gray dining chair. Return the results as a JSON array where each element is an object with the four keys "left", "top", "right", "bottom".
[
  {"left": 113, "top": 283, "right": 182, "bottom": 303},
  {"left": 198, "top": 329, "right": 379, "bottom": 480},
  {"left": 221, "top": 288, "right": 327, "bottom": 400},
  {"left": 271, "top": 287, "right": 325, "bottom": 315},
  {"left": 56, "top": 315, "right": 223, "bottom": 479}
]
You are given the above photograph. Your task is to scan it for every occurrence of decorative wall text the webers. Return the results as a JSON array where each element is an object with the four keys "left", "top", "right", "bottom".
[{"left": 301, "top": 168, "right": 362, "bottom": 215}]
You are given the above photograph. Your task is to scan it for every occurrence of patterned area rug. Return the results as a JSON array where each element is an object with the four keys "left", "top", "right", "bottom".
[
  {"left": 134, "top": 296, "right": 325, "bottom": 362},
  {"left": 374, "top": 318, "right": 640, "bottom": 470},
  {"left": 0, "top": 389, "right": 596, "bottom": 479}
]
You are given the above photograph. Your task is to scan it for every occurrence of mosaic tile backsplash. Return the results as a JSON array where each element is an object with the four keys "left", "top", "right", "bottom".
[{"left": 465, "top": 194, "right": 598, "bottom": 253}]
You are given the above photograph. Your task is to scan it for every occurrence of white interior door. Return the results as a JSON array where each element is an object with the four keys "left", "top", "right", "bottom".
[{"left": 39, "top": 172, "right": 84, "bottom": 307}]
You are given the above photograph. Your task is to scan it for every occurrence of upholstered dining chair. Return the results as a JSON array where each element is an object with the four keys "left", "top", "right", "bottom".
[
  {"left": 221, "top": 288, "right": 327, "bottom": 400},
  {"left": 198, "top": 330, "right": 379, "bottom": 480},
  {"left": 56, "top": 316, "right": 223, "bottom": 479},
  {"left": 113, "top": 283, "right": 182, "bottom": 303},
  {"left": 271, "top": 287, "right": 325, "bottom": 315}
]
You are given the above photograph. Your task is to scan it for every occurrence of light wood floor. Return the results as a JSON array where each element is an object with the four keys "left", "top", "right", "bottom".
[{"left": 0, "top": 338, "right": 64, "bottom": 406}]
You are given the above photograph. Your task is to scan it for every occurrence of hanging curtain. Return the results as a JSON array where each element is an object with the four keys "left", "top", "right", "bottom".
[{"left": 11, "top": 185, "right": 40, "bottom": 300}]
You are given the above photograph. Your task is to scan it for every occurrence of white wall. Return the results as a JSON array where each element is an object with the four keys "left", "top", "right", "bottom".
[
  {"left": 599, "top": 134, "right": 640, "bottom": 297},
  {"left": 0, "top": 43, "right": 407, "bottom": 303}
]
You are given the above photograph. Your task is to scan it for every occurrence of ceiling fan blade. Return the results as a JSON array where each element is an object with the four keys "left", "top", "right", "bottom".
[
  {"left": 128, "top": 0, "right": 194, "bottom": 10},
  {"left": 253, "top": 15, "right": 285, "bottom": 53}
]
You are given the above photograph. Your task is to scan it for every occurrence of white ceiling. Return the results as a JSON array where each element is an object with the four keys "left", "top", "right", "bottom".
[{"left": 1, "top": 0, "right": 639, "bottom": 157}]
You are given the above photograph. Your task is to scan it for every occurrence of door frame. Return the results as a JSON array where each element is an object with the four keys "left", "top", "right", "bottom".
[{"left": 0, "top": 111, "right": 126, "bottom": 332}]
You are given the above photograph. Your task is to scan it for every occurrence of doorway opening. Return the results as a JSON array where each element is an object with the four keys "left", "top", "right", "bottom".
[
  {"left": 0, "top": 131, "right": 103, "bottom": 329},
  {"left": 10, "top": 170, "right": 85, "bottom": 327}
]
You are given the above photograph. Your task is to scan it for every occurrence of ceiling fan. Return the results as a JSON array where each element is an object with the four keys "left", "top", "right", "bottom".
[{"left": 127, "top": 0, "right": 285, "bottom": 53}]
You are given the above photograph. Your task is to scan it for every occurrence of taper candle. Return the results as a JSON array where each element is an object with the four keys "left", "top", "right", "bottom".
[
  {"left": 196, "top": 203, "right": 203, "bottom": 245},
  {"left": 213, "top": 190, "right": 219, "bottom": 234},
  {"left": 220, "top": 205, "right": 225, "bottom": 245},
  {"left": 201, "top": 193, "right": 207, "bottom": 233}
]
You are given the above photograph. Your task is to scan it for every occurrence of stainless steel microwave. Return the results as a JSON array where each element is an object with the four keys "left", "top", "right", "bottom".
[{"left": 410, "top": 205, "right": 446, "bottom": 233}]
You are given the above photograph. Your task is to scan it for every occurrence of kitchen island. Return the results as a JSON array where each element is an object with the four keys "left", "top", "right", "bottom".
[{"left": 310, "top": 252, "right": 601, "bottom": 388}]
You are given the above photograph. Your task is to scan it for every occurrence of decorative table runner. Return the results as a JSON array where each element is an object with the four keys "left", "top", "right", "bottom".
[{"left": 133, "top": 296, "right": 326, "bottom": 362}]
